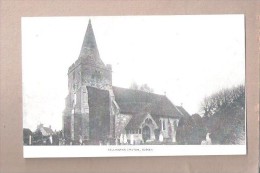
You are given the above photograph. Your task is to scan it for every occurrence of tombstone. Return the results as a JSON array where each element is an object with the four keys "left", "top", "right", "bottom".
[
  {"left": 201, "top": 133, "right": 212, "bottom": 145},
  {"left": 206, "top": 133, "right": 212, "bottom": 145},
  {"left": 49, "top": 135, "right": 53, "bottom": 144},
  {"left": 201, "top": 140, "right": 207, "bottom": 145},
  {"left": 159, "top": 133, "right": 164, "bottom": 142},
  {"left": 29, "top": 135, "right": 32, "bottom": 145},
  {"left": 123, "top": 134, "right": 128, "bottom": 144},
  {"left": 172, "top": 131, "right": 176, "bottom": 143},
  {"left": 130, "top": 134, "right": 134, "bottom": 145},
  {"left": 120, "top": 134, "right": 124, "bottom": 144}
]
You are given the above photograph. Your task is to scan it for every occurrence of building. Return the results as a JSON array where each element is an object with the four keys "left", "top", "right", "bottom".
[
  {"left": 23, "top": 128, "right": 33, "bottom": 145},
  {"left": 36, "top": 124, "right": 54, "bottom": 137},
  {"left": 62, "top": 20, "right": 190, "bottom": 145}
]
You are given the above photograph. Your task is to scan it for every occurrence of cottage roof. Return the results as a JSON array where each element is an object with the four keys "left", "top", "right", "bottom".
[
  {"left": 112, "top": 86, "right": 182, "bottom": 118},
  {"left": 42, "top": 127, "right": 54, "bottom": 135}
]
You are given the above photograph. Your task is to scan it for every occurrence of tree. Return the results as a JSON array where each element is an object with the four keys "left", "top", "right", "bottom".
[
  {"left": 176, "top": 116, "right": 194, "bottom": 144},
  {"left": 129, "top": 82, "right": 154, "bottom": 93},
  {"left": 200, "top": 85, "right": 245, "bottom": 144},
  {"left": 190, "top": 114, "right": 207, "bottom": 144},
  {"left": 200, "top": 85, "right": 245, "bottom": 117},
  {"left": 176, "top": 114, "right": 207, "bottom": 145},
  {"left": 129, "top": 82, "right": 139, "bottom": 90},
  {"left": 33, "top": 130, "right": 43, "bottom": 145}
]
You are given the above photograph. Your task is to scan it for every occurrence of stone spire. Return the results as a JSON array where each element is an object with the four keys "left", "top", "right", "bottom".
[{"left": 79, "top": 19, "right": 105, "bottom": 67}]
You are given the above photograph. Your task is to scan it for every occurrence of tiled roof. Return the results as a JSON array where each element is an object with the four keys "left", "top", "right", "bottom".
[
  {"left": 125, "top": 113, "right": 148, "bottom": 130},
  {"left": 113, "top": 86, "right": 182, "bottom": 118},
  {"left": 42, "top": 127, "right": 54, "bottom": 135},
  {"left": 176, "top": 106, "right": 190, "bottom": 117},
  {"left": 115, "top": 114, "right": 132, "bottom": 137}
]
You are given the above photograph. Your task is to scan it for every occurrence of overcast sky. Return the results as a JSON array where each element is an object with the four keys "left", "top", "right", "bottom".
[{"left": 22, "top": 15, "right": 245, "bottom": 131}]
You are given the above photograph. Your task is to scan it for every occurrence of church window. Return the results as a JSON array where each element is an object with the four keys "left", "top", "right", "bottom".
[
  {"left": 83, "top": 91, "right": 87, "bottom": 103},
  {"left": 73, "top": 93, "right": 77, "bottom": 107},
  {"left": 162, "top": 119, "right": 166, "bottom": 130},
  {"left": 73, "top": 83, "right": 78, "bottom": 91},
  {"left": 91, "top": 70, "right": 102, "bottom": 81}
]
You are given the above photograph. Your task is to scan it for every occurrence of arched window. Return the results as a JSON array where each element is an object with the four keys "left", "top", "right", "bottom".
[{"left": 83, "top": 89, "right": 87, "bottom": 103}]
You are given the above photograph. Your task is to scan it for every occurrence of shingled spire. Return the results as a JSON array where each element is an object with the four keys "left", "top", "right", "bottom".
[{"left": 79, "top": 19, "right": 105, "bottom": 67}]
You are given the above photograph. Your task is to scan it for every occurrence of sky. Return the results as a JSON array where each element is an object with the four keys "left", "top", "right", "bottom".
[{"left": 22, "top": 15, "right": 245, "bottom": 131}]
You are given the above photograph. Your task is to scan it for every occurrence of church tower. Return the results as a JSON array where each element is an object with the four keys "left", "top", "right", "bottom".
[{"left": 63, "top": 20, "right": 114, "bottom": 142}]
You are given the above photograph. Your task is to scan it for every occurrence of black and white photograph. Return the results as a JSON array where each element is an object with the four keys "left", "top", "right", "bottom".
[{"left": 22, "top": 15, "right": 246, "bottom": 157}]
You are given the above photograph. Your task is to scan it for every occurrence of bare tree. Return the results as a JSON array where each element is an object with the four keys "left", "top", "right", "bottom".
[
  {"left": 200, "top": 85, "right": 245, "bottom": 117},
  {"left": 129, "top": 82, "right": 154, "bottom": 93},
  {"left": 129, "top": 81, "right": 139, "bottom": 90}
]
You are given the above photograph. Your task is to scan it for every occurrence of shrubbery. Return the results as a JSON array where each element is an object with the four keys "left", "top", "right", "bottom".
[{"left": 176, "top": 85, "right": 245, "bottom": 145}]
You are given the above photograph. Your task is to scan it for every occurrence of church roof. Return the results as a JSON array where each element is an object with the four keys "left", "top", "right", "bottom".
[
  {"left": 125, "top": 113, "right": 148, "bottom": 130},
  {"left": 113, "top": 86, "right": 183, "bottom": 118},
  {"left": 79, "top": 20, "right": 105, "bottom": 68}
]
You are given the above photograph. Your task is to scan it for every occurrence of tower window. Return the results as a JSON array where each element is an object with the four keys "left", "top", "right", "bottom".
[
  {"left": 83, "top": 91, "right": 87, "bottom": 103},
  {"left": 91, "top": 70, "right": 102, "bottom": 80}
]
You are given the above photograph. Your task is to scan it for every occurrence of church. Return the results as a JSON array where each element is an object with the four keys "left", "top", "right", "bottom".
[{"left": 62, "top": 20, "right": 190, "bottom": 145}]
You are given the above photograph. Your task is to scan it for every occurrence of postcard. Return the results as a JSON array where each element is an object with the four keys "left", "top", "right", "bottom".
[{"left": 22, "top": 15, "right": 246, "bottom": 158}]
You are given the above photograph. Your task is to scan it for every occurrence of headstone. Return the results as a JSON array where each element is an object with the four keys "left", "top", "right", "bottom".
[
  {"left": 130, "top": 134, "right": 134, "bottom": 145},
  {"left": 159, "top": 133, "right": 164, "bottom": 142},
  {"left": 206, "top": 133, "right": 212, "bottom": 145},
  {"left": 49, "top": 135, "right": 53, "bottom": 144},
  {"left": 123, "top": 134, "right": 127, "bottom": 144},
  {"left": 29, "top": 135, "right": 31, "bottom": 145},
  {"left": 201, "top": 133, "right": 212, "bottom": 145},
  {"left": 172, "top": 131, "right": 176, "bottom": 143},
  {"left": 79, "top": 138, "right": 82, "bottom": 145},
  {"left": 120, "top": 134, "right": 123, "bottom": 144},
  {"left": 201, "top": 140, "right": 207, "bottom": 145}
]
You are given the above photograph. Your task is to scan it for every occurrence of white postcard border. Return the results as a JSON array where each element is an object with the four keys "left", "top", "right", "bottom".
[{"left": 24, "top": 145, "right": 246, "bottom": 158}]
